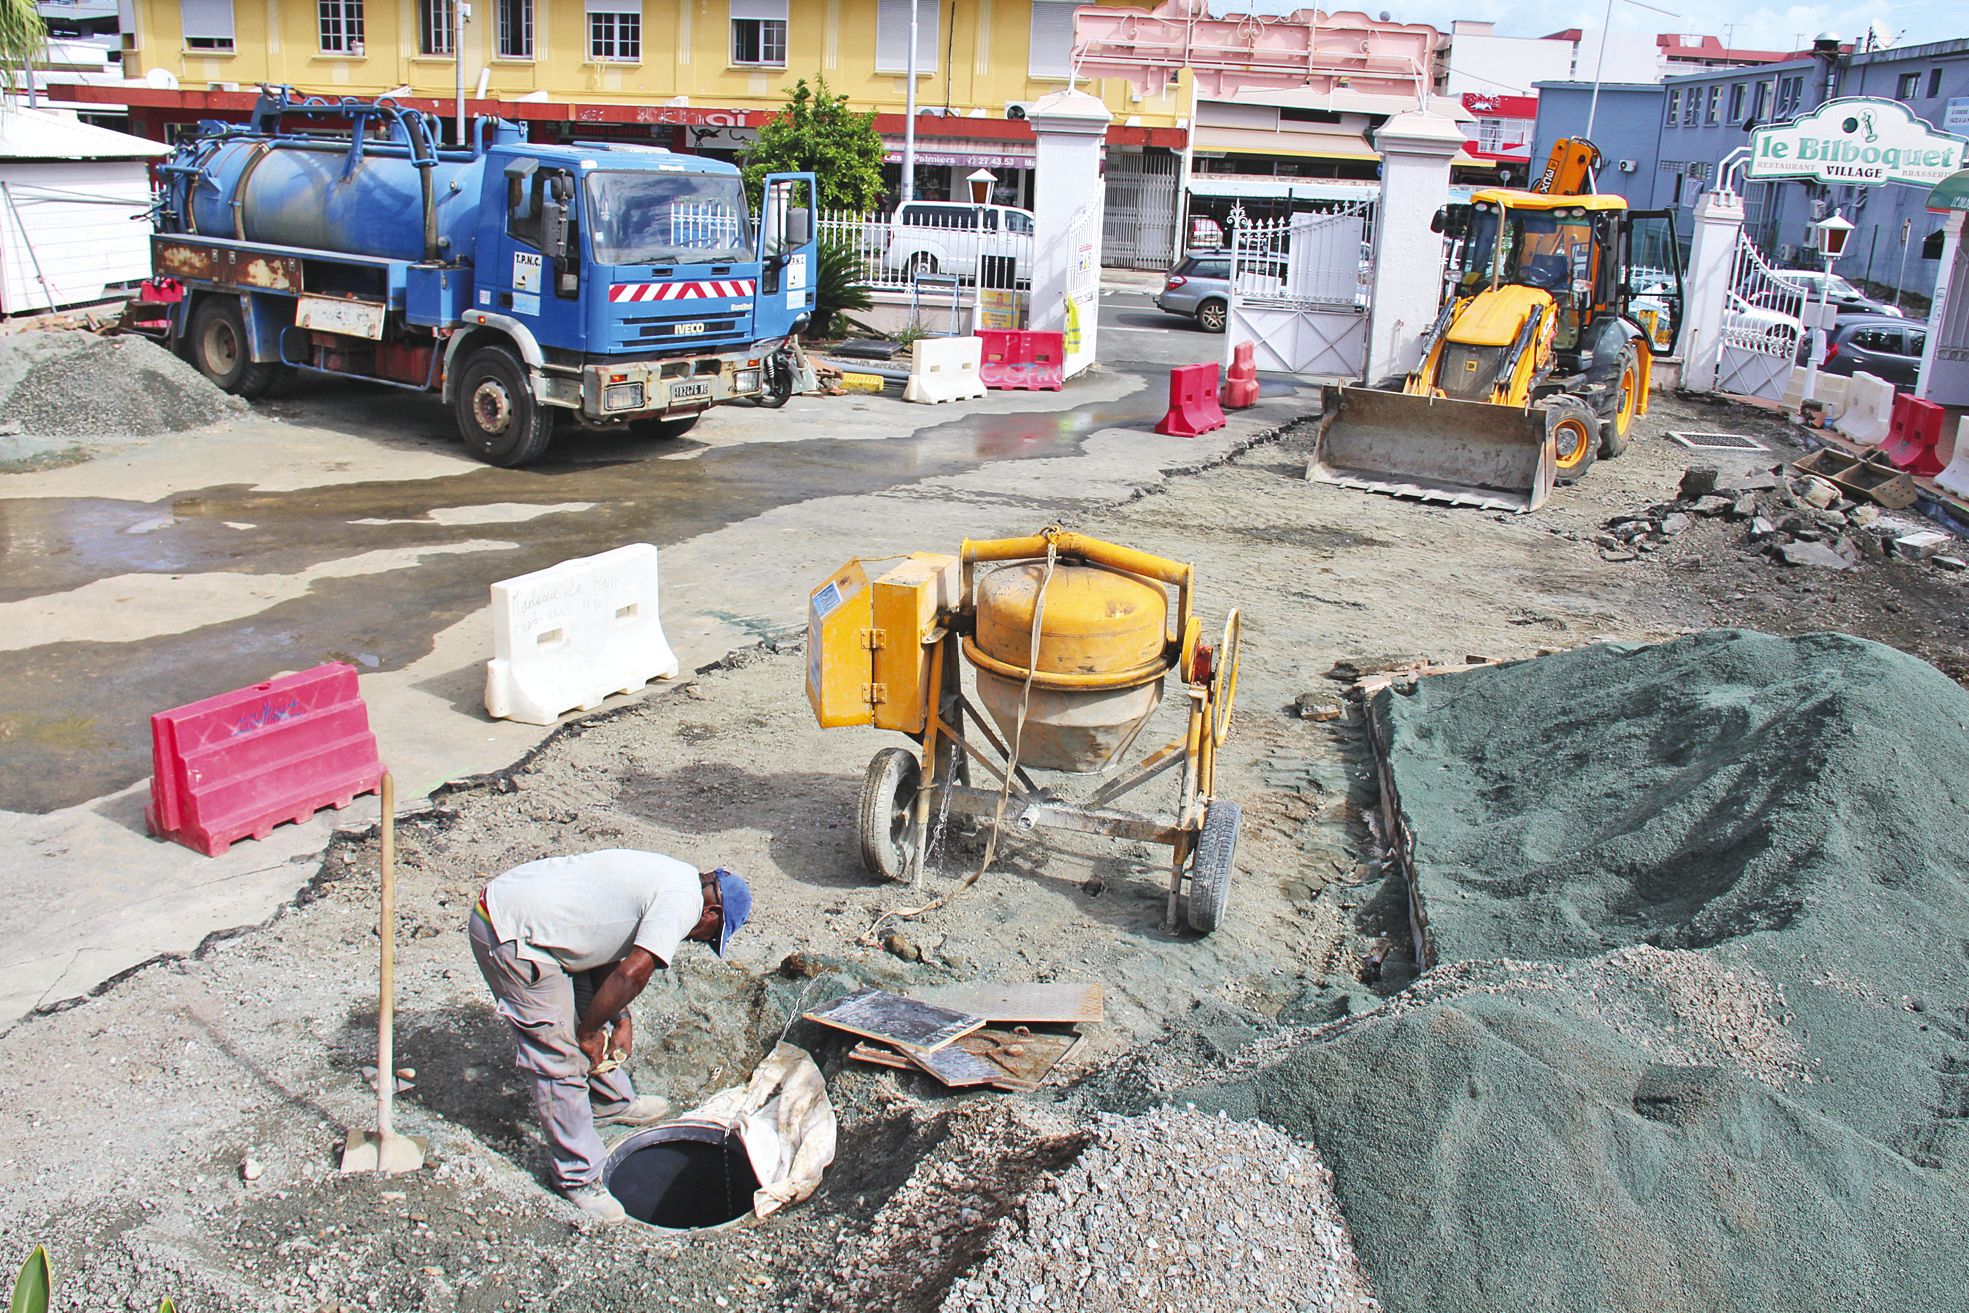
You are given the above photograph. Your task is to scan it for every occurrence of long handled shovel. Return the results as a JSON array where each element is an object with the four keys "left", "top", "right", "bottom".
[{"left": 341, "top": 771, "right": 427, "bottom": 1174}]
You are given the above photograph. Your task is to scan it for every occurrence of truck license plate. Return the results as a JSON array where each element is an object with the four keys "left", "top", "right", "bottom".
[{"left": 669, "top": 380, "right": 713, "bottom": 402}]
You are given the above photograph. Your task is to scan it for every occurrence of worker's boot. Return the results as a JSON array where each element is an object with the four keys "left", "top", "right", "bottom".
[
  {"left": 595, "top": 1094, "right": 672, "bottom": 1127},
  {"left": 564, "top": 1182, "right": 626, "bottom": 1225}
]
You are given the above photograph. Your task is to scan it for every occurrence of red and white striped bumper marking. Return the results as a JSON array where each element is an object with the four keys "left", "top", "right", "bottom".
[{"left": 608, "top": 279, "right": 757, "bottom": 303}]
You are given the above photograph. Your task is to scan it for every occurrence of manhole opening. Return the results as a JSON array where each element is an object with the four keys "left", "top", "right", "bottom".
[{"left": 603, "top": 1123, "right": 760, "bottom": 1230}]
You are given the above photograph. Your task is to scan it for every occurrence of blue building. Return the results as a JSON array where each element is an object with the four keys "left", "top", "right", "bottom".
[{"left": 1532, "top": 37, "right": 1969, "bottom": 302}]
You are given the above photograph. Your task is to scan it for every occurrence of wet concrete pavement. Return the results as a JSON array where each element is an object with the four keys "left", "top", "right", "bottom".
[{"left": 0, "top": 359, "right": 1317, "bottom": 1023}]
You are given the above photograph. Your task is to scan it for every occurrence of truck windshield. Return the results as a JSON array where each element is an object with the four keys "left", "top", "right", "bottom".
[{"left": 585, "top": 172, "right": 754, "bottom": 265}]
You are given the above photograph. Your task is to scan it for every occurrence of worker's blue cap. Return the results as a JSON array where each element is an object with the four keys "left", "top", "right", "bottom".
[{"left": 712, "top": 868, "right": 751, "bottom": 957}]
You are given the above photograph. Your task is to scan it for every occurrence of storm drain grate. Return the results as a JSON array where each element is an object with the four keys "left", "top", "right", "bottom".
[{"left": 1667, "top": 430, "right": 1768, "bottom": 452}]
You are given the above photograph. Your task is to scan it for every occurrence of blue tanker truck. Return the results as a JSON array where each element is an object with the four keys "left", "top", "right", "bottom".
[{"left": 151, "top": 88, "right": 817, "bottom": 466}]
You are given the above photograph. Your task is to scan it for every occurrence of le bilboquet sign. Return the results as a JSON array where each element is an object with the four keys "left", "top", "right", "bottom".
[{"left": 1750, "top": 97, "right": 1967, "bottom": 187}]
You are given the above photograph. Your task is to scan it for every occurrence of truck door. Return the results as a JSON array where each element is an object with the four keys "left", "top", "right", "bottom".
[
  {"left": 479, "top": 158, "right": 586, "bottom": 352},
  {"left": 754, "top": 172, "right": 818, "bottom": 340}
]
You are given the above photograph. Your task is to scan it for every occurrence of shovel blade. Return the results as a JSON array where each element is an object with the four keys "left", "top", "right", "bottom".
[
  {"left": 1310, "top": 384, "right": 1557, "bottom": 513},
  {"left": 339, "top": 1128, "right": 428, "bottom": 1175}
]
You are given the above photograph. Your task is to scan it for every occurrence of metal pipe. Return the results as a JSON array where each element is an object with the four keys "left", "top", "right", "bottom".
[{"left": 902, "top": 0, "right": 919, "bottom": 203}]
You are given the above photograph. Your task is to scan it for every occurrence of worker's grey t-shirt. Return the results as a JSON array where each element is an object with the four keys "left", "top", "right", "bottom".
[{"left": 484, "top": 850, "right": 701, "bottom": 973}]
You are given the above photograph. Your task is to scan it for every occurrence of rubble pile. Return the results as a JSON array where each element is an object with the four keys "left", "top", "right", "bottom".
[{"left": 0, "top": 331, "right": 243, "bottom": 438}]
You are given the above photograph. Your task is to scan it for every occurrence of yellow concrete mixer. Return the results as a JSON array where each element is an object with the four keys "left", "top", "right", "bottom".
[{"left": 806, "top": 527, "right": 1242, "bottom": 933}]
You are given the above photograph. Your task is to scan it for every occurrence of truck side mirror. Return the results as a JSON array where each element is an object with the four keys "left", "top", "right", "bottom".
[
  {"left": 541, "top": 200, "right": 572, "bottom": 260},
  {"left": 785, "top": 207, "right": 812, "bottom": 248}
]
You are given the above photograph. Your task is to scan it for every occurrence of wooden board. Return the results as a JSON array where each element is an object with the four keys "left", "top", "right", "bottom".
[
  {"left": 848, "top": 1042, "right": 911, "bottom": 1070},
  {"left": 803, "top": 988, "right": 984, "bottom": 1054},
  {"left": 902, "top": 1041, "right": 1011, "bottom": 1089},
  {"left": 911, "top": 981, "right": 1106, "bottom": 1026}
]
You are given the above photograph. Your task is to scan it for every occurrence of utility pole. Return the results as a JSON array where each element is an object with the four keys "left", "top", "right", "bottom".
[
  {"left": 902, "top": 0, "right": 919, "bottom": 203},
  {"left": 454, "top": 0, "right": 471, "bottom": 145},
  {"left": 1583, "top": 0, "right": 1615, "bottom": 141}
]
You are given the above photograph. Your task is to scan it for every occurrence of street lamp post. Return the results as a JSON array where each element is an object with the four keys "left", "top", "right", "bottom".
[
  {"left": 1802, "top": 210, "right": 1853, "bottom": 409},
  {"left": 454, "top": 0, "right": 471, "bottom": 145},
  {"left": 901, "top": 0, "right": 919, "bottom": 203}
]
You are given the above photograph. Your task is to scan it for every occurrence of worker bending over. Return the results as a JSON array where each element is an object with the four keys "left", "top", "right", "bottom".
[{"left": 469, "top": 849, "right": 753, "bottom": 1223}]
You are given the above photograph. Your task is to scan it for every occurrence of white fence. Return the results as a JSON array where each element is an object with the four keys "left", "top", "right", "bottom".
[
  {"left": 1227, "top": 200, "right": 1375, "bottom": 377},
  {"left": 1715, "top": 231, "right": 1807, "bottom": 402},
  {"left": 816, "top": 209, "right": 1027, "bottom": 295}
]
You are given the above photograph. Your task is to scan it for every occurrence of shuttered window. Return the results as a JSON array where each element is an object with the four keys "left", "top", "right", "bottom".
[
  {"left": 587, "top": 0, "right": 642, "bottom": 61},
  {"left": 180, "top": 0, "right": 234, "bottom": 50},
  {"left": 1028, "top": 0, "right": 1076, "bottom": 80},
  {"left": 731, "top": 0, "right": 787, "bottom": 66},
  {"left": 318, "top": 0, "right": 364, "bottom": 53},
  {"left": 874, "top": 0, "right": 938, "bottom": 74}
]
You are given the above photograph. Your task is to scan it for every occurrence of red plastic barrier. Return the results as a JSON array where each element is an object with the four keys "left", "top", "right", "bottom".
[
  {"left": 1155, "top": 363, "right": 1227, "bottom": 437},
  {"left": 1880, "top": 394, "right": 1946, "bottom": 477},
  {"left": 978, "top": 329, "right": 1065, "bottom": 391},
  {"left": 147, "top": 662, "right": 385, "bottom": 857},
  {"left": 1223, "top": 341, "right": 1259, "bottom": 410}
]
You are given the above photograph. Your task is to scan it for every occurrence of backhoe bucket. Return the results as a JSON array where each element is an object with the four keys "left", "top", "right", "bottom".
[{"left": 1309, "top": 385, "right": 1557, "bottom": 513}]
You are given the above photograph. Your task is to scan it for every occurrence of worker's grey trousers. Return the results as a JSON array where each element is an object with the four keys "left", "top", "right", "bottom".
[{"left": 468, "top": 915, "right": 637, "bottom": 1190}]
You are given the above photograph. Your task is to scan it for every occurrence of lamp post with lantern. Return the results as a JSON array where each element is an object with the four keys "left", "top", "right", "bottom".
[{"left": 1801, "top": 210, "right": 1853, "bottom": 408}]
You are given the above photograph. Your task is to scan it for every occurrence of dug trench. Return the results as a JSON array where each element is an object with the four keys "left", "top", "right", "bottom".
[{"left": 1, "top": 394, "right": 1966, "bottom": 1312}]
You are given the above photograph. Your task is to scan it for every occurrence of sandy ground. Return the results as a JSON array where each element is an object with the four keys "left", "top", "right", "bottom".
[{"left": 2, "top": 392, "right": 1964, "bottom": 1311}]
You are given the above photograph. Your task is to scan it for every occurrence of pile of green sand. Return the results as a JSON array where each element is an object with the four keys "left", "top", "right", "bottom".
[{"left": 1187, "top": 630, "right": 1969, "bottom": 1313}]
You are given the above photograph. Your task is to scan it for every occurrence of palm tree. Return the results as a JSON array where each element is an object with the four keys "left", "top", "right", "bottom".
[{"left": 0, "top": 0, "right": 47, "bottom": 95}]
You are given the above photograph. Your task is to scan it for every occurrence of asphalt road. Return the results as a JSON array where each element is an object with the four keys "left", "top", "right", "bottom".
[{"left": 1099, "top": 290, "right": 1229, "bottom": 369}]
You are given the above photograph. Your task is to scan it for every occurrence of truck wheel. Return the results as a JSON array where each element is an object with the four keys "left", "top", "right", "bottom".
[
  {"left": 631, "top": 414, "right": 700, "bottom": 440},
  {"left": 858, "top": 747, "right": 922, "bottom": 883},
  {"left": 1186, "top": 800, "right": 1240, "bottom": 934},
  {"left": 454, "top": 345, "right": 555, "bottom": 467},
  {"left": 189, "top": 298, "right": 283, "bottom": 399},
  {"left": 1197, "top": 299, "right": 1229, "bottom": 333},
  {"left": 1547, "top": 395, "right": 1598, "bottom": 485},
  {"left": 1599, "top": 344, "right": 1640, "bottom": 459}
]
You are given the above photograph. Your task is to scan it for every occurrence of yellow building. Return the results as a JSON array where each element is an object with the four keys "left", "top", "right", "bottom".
[{"left": 117, "top": 0, "right": 1188, "bottom": 206}]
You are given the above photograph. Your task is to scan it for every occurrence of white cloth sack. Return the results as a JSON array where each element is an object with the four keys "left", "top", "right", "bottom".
[{"left": 680, "top": 1041, "right": 836, "bottom": 1218}]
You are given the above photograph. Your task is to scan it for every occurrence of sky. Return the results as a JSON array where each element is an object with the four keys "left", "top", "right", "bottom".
[{"left": 1225, "top": 0, "right": 1961, "bottom": 54}]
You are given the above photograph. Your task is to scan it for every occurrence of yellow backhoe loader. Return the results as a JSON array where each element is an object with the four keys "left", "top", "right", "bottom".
[{"left": 1311, "top": 139, "right": 1684, "bottom": 512}]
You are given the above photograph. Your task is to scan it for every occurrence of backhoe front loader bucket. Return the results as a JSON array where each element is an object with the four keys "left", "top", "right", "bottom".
[{"left": 1308, "top": 385, "right": 1557, "bottom": 514}]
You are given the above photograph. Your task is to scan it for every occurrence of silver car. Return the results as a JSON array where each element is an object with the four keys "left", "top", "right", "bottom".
[{"left": 1154, "top": 251, "right": 1233, "bottom": 332}]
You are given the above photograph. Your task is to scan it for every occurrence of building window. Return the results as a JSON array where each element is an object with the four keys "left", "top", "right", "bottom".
[
  {"left": 1665, "top": 89, "right": 1680, "bottom": 126},
  {"left": 1726, "top": 83, "right": 1744, "bottom": 122},
  {"left": 1749, "top": 81, "right": 1768, "bottom": 124},
  {"left": 1929, "top": 68, "right": 1943, "bottom": 98},
  {"left": 417, "top": 0, "right": 452, "bottom": 55},
  {"left": 1775, "top": 74, "right": 1803, "bottom": 118},
  {"left": 586, "top": 6, "right": 641, "bottom": 59},
  {"left": 318, "top": 0, "right": 364, "bottom": 53},
  {"left": 181, "top": 0, "right": 234, "bottom": 50},
  {"left": 1896, "top": 71, "right": 1920, "bottom": 99},
  {"left": 1028, "top": 0, "right": 1076, "bottom": 80},
  {"left": 1705, "top": 85, "right": 1720, "bottom": 124},
  {"left": 1683, "top": 89, "right": 1700, "bottom": 125},
  {"left": 875, "top": 0, "right": 938, "bottom": 74},
  {"left": 498, "top": 0, "right": 533, "bottom": 57},
  {"left": 730, "top": 0, "right": 787, "bottom": 66}
]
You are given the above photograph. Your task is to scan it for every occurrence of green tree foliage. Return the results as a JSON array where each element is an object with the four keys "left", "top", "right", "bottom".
[
  {"left": 742, "top": 77, "right": 885, "bottom": 213},
  {"left": 10, "top": 1248, "right": 50, "bottom": 1313},
  {"left": 0, "top": 0, "right": 48, "bottom": 91}
]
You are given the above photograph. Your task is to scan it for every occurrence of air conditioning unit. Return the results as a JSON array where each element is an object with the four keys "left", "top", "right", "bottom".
[
  {"left": 1617, "top": 159, "right": 1638, "bottom": 173},
  {"left": 1809, "top": 197, "right": 1828, "bottom": 220},
  {"left": 1005, "top": 101, "right": 1035, "bottom": 121},
  {"left": 1777, "top": 243, "right": 1800, "bottom": 262}
]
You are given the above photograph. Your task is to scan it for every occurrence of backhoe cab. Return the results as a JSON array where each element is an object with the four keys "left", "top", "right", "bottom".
[{"left": 1311, "top": 140, "right": 1684, "bottom": 512}]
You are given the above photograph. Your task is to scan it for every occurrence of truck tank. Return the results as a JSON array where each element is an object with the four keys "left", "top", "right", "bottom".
[{"left": 184, "top": 137, "right": 499, "bottom": 263}]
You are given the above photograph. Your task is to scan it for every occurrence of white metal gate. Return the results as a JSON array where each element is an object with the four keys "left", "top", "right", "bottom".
[
  {"left": 1064, "top": 204, "right": 1100, "bottom": 379},
  {"left": 1227, "top": 202, "right": 1373, "bottom": 378},
  {"left": 1931, "top": 228, "right": 1969, "bottom": 406},
  {"left": 1102, "top": 149, "right": 1179, "bottom": 270},
  {"left": 1714, "top": 230, "right": 1807, "bottom": 403}
]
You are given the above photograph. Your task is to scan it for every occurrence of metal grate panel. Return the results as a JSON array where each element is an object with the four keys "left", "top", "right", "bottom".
[{"left": 1667, "top": 430, "right": 1768, "bottom": 452}]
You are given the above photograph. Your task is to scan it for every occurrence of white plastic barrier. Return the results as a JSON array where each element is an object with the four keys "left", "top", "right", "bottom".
[
  {"left": 902, "top": 335, "right": 988, "bottom": 404},
  {"left": 1833, "top": 372, "right": 1896, "bottom": 447},
  {"left": 485, "top": 543, "right": 679, "bottom": 725},
  {"left": 1939, "top": 418, "right": 1969, "bottom": 499},
  {"left": 1780, "top": 365, "right": 1849, "bottom": 419}
]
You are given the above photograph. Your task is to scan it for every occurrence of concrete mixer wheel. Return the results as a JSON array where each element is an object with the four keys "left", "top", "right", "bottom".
[
  {"left": 1210, "top": 609, "right": 1242, "bottom": 748},
  {"left": 1186, "top": 799, "right": 1240, "bottom": 934},
  {"left": 858, "top": 748, "right": 922, "bottom": 883}
]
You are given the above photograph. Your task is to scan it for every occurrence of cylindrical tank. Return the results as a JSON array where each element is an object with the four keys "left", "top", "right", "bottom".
[
  {"left": 186, "top": 138, "right": 485, "bottom": 262},
  {"left": 962, "top": 562, "right": 1173, "bottom": 773}
]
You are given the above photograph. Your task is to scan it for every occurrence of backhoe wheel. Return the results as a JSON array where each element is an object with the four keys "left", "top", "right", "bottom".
[
  {"left": 1547, "top": 396, "right": 1598, "bottom": 484},
  {"left": 1601, "top": 344, "right": 1641, "bottom": 459},
  {"left": 1186, "top": 800, "right": 1241, "bottom": 934},
  {"left": 189, "top": 298, "right": 284, "bottom": 399},
  {"left": 1197, "top": 299, "right": 1229, "bottom": 333},
  {"left": 455, "top": 344, "right": 556, "bottom": 467},
  {"left": 858, "top": 747, "right": 922, "bottom": 883}
]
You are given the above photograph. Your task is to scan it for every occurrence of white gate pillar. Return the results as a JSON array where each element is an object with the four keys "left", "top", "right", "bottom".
[
  {"left": 1029, "top": 89, "right": 1111, "bottom": 374},
  {"left": 1364, "top": 112, "right": 1462, "bottom": 386},
  {"left": 1675, "top": 190, "right": 1746, "bottom": 394},
  {"left": 1918, "top": 210, "right": 1966, "bottom": 405}
]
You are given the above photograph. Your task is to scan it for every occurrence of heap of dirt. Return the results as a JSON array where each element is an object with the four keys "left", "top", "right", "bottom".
[
  {"left": 0, "top": 331, "right": 242, "bottom": 436},
  {"left": 1181, "top": 630, "right": 1969, "bottom": 1313}
]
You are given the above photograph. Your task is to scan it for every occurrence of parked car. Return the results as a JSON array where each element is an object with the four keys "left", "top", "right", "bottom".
[
  {"left": 1722, "top": 291, "right": 1803, "bottom": 354},
  {"left": 1814, "top": 314, "right": 1928, "bottom": 388},
  {"left": 881, "top": 201, "right": 1034, "bottom": 283},
  {"left": 1155, "top": 250, "right": 1259, "bottom": 332},
  {"left": 1755, "top": 269, "right": 1903, "bottom": 318}
]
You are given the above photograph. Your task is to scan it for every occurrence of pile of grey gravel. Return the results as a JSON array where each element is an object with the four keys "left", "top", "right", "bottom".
[
  {"left": 0, "top": 331, "right": 242, "bottom": 437},
  {"left": 940, "top": 1105, "right": 1379, "bottom": 1313}
]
